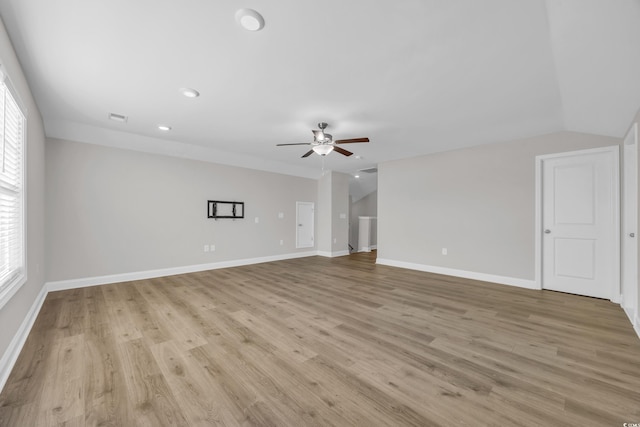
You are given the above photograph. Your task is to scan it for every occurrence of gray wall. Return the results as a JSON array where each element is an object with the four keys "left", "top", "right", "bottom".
[
  {"left": 331, "top": 172, "right": 350, "bottom": 255},
  {"left": 378, "top": 131, "right": 619, "bottom": 280},
  {"left": 45, "top": 138, "right": 317, "bottom": 282},
  {"left": 316, "top": 171, "right": 350, "bottom": 255},
  {"left": 316, "top": 173, "right": 332, "bottom": 253},
  {"left": 0, "top": 18, "right": 46, "bottom": 366}
]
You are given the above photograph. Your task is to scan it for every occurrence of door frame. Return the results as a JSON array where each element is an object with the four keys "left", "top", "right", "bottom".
[
  {"left": 622, "top": 123, "right": 638, "bottom": 315},
  {"left": 296, "top": 201, "right": 315, "bottom": 249},
  {"left": 534, "top": 145, "right": 620, "bottom": 301}
]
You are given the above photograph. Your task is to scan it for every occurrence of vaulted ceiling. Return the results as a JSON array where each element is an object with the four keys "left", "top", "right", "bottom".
[{"left": 0, "top": 0, "right": 639, "bottom": 182}]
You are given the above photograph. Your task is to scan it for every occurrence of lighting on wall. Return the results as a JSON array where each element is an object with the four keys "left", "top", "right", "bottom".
[
  {"left": 312, "top": 145, "right": 334, "bottom": 156},
  {"left": 235, "top": 9, "right": 265, "bottom": 31}
]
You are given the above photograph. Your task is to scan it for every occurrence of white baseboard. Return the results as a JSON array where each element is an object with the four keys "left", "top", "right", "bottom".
[
  {"left": 622, "top": 307, "right": 640, "bottom": 340},
  {"left": 47, "top": 251, "right": 318, "bottom": 292},
  {"left": 623, "top": 306, "right": 635, "bottom": 325},
  {"left": 376, "top": 258, "right": 538, "bottom": 290},
  {"left": 317, "top": 250, "right": 350, "bottom": 258},
  {"left": 0, "top": 285, "right": 47, "bottom": 392},
  {"left": 1, "top": 251, "right": 319, "bottom": 392},
  {"left": 8, "top": 251, "right": 631, "bottom": 396}
]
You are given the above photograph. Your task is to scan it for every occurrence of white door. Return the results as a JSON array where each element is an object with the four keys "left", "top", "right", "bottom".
[
  {"left": 540, "top": 147, "right": 619, "bottom": 299},
  {"left": 296, "top": 202, "right": 314, "bottom": 248},
  {"left": 622, "top": 123, "right": 638, "bottom": 314}
]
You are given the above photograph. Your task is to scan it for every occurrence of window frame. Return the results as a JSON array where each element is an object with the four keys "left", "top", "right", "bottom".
[{"left": 0, "top": 69, "right": 27, "bottom": 310}]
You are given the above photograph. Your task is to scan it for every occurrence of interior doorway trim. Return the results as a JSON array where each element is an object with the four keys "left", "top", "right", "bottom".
[
  {"left": 295, "top": 201, "right": 315, "bottom": 249},
  {"left": 534, "top": 145, "right": 620, "bottom": 301}
]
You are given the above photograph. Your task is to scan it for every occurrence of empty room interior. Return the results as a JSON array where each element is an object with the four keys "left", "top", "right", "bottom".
[{"left": 0, "top": 1, "right": 640, "bottom": 425}]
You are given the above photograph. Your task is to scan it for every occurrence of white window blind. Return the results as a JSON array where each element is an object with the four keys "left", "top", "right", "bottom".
[{"left": 0, "top": 75, "right": 25, "bottom": 307}]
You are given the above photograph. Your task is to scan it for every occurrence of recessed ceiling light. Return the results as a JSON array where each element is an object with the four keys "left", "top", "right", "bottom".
[
  {"left": 235, "top": 8, "right": 265, "bottom": 31},
  {"left": 354, "top": 174, "right": 360, "bottom": 179},
  {"left": 108, "top": 112, "right": 128, "bottom": 123},
  {"left": 180, "top": 88, "right": 200, "bottom": 98},
  {"left": 158, "top": 125, "right": 172, "bottom": 131}
]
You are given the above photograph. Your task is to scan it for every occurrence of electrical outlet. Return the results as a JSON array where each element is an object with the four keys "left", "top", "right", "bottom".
[
  {"left": 333, "top": 238, "right": 337, "bottom": 244},
  {"left": 279, "top": 239, "right": 283, "bottom": 245},
  {"left": 204, "top": 245, "right": 209, "bottom": 252},
  {"left": 255, "top": 217, "right": 259, "bottom": 224},
  {"left": 442, "top": 248, "right": 447, "bottom": 255}
]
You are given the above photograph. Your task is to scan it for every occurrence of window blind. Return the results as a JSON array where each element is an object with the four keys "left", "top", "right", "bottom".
[{"left": 0, "top": 79, "right": 25, "bottom": 301}]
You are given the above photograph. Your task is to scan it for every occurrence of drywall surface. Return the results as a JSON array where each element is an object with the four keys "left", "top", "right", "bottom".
[
  {"left": 378, "top": 131, "right": 619, "bottom": 280},
  {"left": 317, "top": 171, "right": 350, "bottom": 255},
  {"left": 0, "top": 17, "right": 46, "bottom": 378},
  {"left": 316, "top": 172, "right": 332, "bottom": 254},
  {"left": 45, "top": 138, "right": 317, "bottom": 282},
  {"left": 633, "top": 106, "right": 640, "bottom": 329},
  {"left": 331, "top": 172, "right": 350, "bottom": 255}
]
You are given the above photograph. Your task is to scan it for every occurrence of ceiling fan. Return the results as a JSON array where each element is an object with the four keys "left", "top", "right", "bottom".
[{"left": 277, "top": 122, "right": 369, "bottom": 158}]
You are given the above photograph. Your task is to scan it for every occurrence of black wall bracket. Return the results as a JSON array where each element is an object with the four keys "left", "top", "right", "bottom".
[{"left": 207, "top": 200, "right": 244, "bottom": 219}]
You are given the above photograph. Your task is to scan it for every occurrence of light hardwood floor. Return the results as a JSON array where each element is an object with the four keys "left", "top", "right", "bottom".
[{"left": 1, "top": 252, "right": 640, "bottom": 426}]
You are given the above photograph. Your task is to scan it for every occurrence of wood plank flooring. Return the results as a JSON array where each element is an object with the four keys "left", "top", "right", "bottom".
[{"left": 1, "top": 252, "right": 640, "bottom": 426}]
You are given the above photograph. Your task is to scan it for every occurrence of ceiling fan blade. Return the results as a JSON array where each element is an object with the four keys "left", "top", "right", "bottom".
[
  {"left": 334, "top": 137, "right": 369, "bottom": 144},
  {"left": 301, "top": 150, "right": 314, "bottom": 158},
  {"left": 276, "top": 143, "right": 311, "bottom": 146},
  {"left": 333, "top": 146, "right": 353, "bottom": 157}
]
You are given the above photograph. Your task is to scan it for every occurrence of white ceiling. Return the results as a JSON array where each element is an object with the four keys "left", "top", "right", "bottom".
[{"left": 0, "top": 0, "right": 639, "bottom": 183}]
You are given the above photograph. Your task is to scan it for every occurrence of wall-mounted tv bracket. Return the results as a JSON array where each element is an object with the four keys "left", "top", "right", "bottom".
[{"left": 207, "top": 200, "right": 244, "bottom": 219}]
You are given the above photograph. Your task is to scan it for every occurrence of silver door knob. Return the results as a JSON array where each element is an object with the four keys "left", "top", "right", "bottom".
[
  {"left": 630, "top": 233, "right": 635, "bottom": 238},
  {"left": 544, "top": 229, "right": 551, "bottom": 234}
]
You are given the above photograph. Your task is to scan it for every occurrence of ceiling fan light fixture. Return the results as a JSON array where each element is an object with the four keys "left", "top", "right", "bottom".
[
  {"left": 235, "top": 9, "right": 265, "bottom": 31},
  {"left": 313, "top": 145, "right": 334, "bottom": 156}
]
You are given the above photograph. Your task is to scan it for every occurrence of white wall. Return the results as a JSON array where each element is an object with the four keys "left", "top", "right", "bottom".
[
  {"left": 378, "top": 131, "right": 619, "bottom": 283},
  {"left": 45, "top": 138, "right": 317, "bottom": 283},
  {"left": 0, "top": 17, "right": 46, "bottom": 383},
  {"left": 634, "top": 107, "right": 640, "bottom": 334}
]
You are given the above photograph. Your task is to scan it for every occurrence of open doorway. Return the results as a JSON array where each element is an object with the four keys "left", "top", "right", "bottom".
[{"left": 349, "top": 167, "right": 378, "bottom": 256}]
